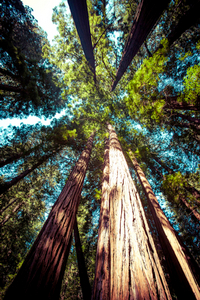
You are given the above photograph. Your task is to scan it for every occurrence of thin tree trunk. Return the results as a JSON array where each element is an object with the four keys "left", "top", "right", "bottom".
[
  {"left": 0, "top": 202, "right": 23, "bottom": 227},
  {"left": 67, "top": 0, "right": 96, "bottom": 77},
  {"left": 108, "top": 124, "right": 172, "bottom": 300},
  {"left": 111, "top": 0, "right": 170, "bottom": 91},
  {"left": 163, "top": 96, "right": 200, "bottom": 111},
  {"left": 74, "top": 217, "right": 91, "bottom": 300},
  {"left": 175, "top": 112, "right": 200, "bottom": 125},
  {"left": 0, "top": 151, "right": 57, "bottom": 195},
  {"left": 92, "top": 138, "right": 110, "bottom": 300},
  {"left": 0, "top": 83, "right": 23, "bottom": 93},
  {"left": 164, "top": 121, "right": 200, "bottom": 130},
  {"left": 4, "top": 132, "right": 95, "bottom": 300},
  {"left": 129, "top": 151, "right": 200, "bottom": 299},
  {"left": 152, "top": 156, "right": 173, "bottom": 174},
  {"left": 184, "top": 184, "right": 200, "bottom": 202},
  {"left": 180, "top": 197, "right": 200, "bottom": 221},
  {"left": 0, "top": 198, "right": 18, "bottom": 215}
]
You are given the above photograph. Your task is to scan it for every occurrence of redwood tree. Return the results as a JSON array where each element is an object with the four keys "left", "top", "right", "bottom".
[
  {"left": 92, "top": 137, "right": 110, "bottom": 300},
  {"left": 107, "top": 124, "right": 172, "bottom": 299},
  {"left": 129, "top": 151, "right": 200, "bottom": 299},
  {"left": 4, "top": 132, "right": 95, "bottom": 300}
]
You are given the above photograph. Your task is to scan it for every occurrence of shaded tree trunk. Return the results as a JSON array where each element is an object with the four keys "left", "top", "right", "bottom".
[
  {"left": 165, "top": 0, "right": 200, "bottom": 48},
  {"left": 74, "top": 217, "right": 91, "bottom": 300},
  {"left": 111, "top": 0, "right": 170, "bottom": 91},
  {"left": 175, "top": 112, "right": 200, "bottom": 125},
  {"left": 180, "top": 197, "right": 200, "bottom": 221},
  {"left": 4, "top": 132, "right": 95, "bottom": 300},
  {"left": 184, "top": 184, "right": 200, "bottom": 202},
  {"left": 163, "top": 96, "right": 200, "bottom": 111},
  {"left": 0, "top": 83, "right": 23, "bottom": 93},
  {"left": 108, "top": 124, "right": 172, "bottom": 299},
  {"left": 92, "top": 138, "right": 110, "bottom": 300},
  {"left": 0, "top": 151, "right": 56, "bottom": 195},
  {"left": 129, "top": 151, "right": 200, "bottom": 299},
  {"left": 67, "top": 0, "right": 96, "bottom": 77},
  {"left": 0, "top": 198, "right": 18, "bottom": 215},
  {"left": 0, "top": 202, "right": 23, "bottom": 227}
]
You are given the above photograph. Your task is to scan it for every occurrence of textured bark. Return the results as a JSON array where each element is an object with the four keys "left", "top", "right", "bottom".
[
  {"left": 67, "top": 0, "right": 96, "bottom": 76},
  {"left": 4, "top": 132, "right": 94, "bottom": 300},
  {"left": 92, "top": 138, "right": 110, "bottom": 300},
  {"left": 111, "top": 0, "right": 170, "bottom": 91},
  {"left": 0, "top": 152, "right": 55, "bottom": 195},
  {"left": 108, "top": 124, "right": 172, "bottom": 300},
  {"left": 129, "top": 152, "right": 200, "bottom": 299},
  {"left": 74, "top": 217, "right": 91, "bottom": 300}
]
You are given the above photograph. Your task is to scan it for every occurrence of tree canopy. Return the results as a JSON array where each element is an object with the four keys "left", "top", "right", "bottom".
[{"left": 0, "top": 0, "right": 200, "bottom": 299}]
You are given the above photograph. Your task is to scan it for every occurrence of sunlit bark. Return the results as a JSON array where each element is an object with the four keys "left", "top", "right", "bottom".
[
  {"left": 129, "top": 151, "right": 200, "bottom": 299},
  {"left": 92, "top": 137, "right": 110, "bottom": 300},
  {"left": 108, "top": 124, "right": 172, "bottom": 299},
  {"left": 4, "top": 132, "right": 95, "bottom": 300}
]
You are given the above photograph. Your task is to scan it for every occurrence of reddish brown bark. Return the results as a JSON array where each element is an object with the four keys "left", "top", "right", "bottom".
[
  {"left": 92, "top": 138, "right": 110, "bottom": 300},
  {"left": 74, "top": 217, "right": 91, "bottom": 300},
  {"left": 108, "top": 124, "right": 172, "bottom": 299},
  {"left": 4, "top": 132, "right": 94, "bottom": 300},
  {"left": 111, "top": 0, "right": 170, "bottom": 91},
  {"left": 129, "top": 151, "right": 200, "bottom": 299},
  {"left": 67, "top": 0, "right": 96, "bottom": 77}
]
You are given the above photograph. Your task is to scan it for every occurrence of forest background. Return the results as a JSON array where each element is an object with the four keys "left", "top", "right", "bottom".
[{"left": 0, "top": 0, "right": 200, "bottom": 299}]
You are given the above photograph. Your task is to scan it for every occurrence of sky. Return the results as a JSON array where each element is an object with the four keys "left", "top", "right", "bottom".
[
  {"left": 0, "top": 0, "right": 65, "bottom": 129},
  {"left": 22, "top": 0, "right": 62, "bottom": 43}
]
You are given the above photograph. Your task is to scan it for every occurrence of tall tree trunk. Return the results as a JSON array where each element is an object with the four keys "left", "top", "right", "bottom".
[
  {"left": 74, "top": 217, "right": 91, "bottom": 300},
  {"left": 4, "top": 132, "right": 95, "bottom": 300},
  {"left": 0, "top": 151, "right": 58, "bottom": 195},
  {"left": 129, "top": 151, "right": 200, "bottom": 299},
  {"left": 108, "top": 124, "right": 172, "bottom": 299},
  {"left": 67, "top": 0, "right": 96, "bottom": 77},
  {"left": 111, "top": 0, "right": 170, "bottom": 91},
  {"left": 92, "top": 137, "right": 110, "bottom": 300}
]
